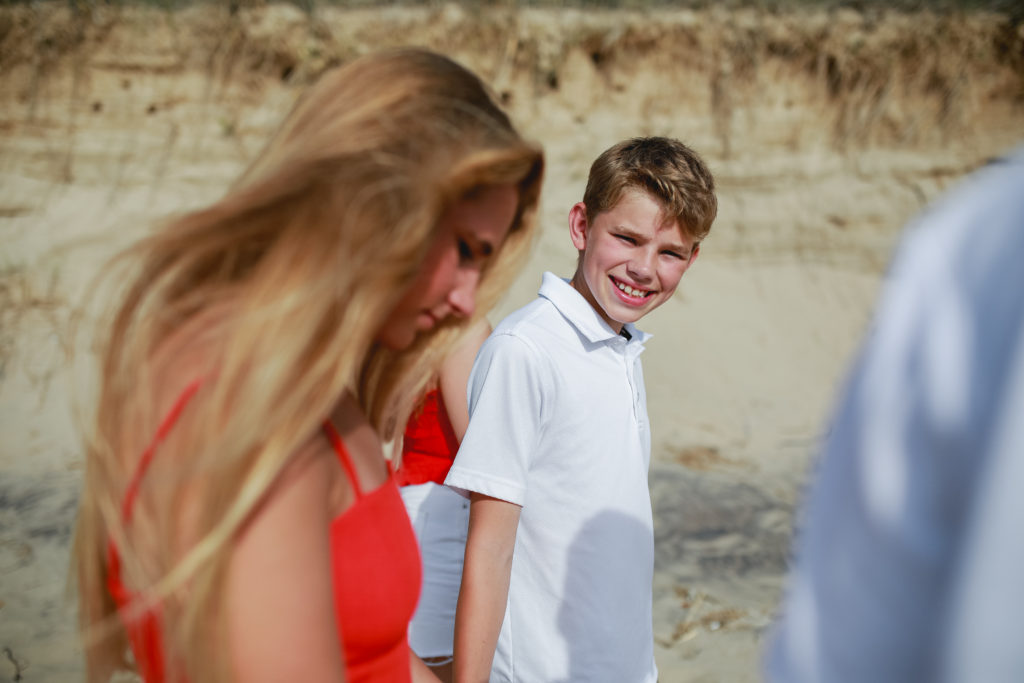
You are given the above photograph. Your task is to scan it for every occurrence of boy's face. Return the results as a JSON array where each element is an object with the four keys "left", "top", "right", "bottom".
[{"left": 568, "top": 189, "right": 699, "bottom": 333}]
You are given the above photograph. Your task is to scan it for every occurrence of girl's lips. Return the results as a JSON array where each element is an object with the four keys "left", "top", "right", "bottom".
[{"left": 418, "top": 311, "right": 439, "bottom": 331}]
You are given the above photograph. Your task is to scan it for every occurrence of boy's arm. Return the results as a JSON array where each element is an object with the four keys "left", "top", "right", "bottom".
[
  {"left": 453, "top": 493, "right": 521, "bottom": 683},
  {"left": 411, "top": 649, "right": 442, "bottom": 682}
]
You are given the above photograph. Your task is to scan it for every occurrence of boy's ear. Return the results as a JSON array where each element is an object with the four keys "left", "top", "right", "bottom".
[
  {"left": 568, "top": 202, "right": 589, "bottom": 251},
  {"left": 689, "top": 242, "right": 701, "bottom": 264}
]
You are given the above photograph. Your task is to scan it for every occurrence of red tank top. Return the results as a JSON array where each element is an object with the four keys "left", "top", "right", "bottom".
[
  {"left": 396, "top": 389, "right": 460, "bottom": 487},
  {"left": 106, "top": 382, "right": 422, "bottom": 682}
]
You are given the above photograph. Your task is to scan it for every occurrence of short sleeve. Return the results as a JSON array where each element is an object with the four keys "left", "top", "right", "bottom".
[{"left": 444, "top": 332, "right": 549, "bottom": 507}]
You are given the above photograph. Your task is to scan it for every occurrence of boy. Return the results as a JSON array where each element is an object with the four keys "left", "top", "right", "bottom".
[{"left": 445, "top": 137, "right": 717, "bottom": 682}]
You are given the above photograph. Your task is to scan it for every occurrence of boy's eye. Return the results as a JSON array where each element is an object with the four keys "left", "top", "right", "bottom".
[
  {"left": 616, "top": 234, "right": 637, "bottom": 245},
  {"left": 458, "top": 239, "right": 474, "bottom": 262},
  {"left": 663, "top": 250, "right": 685, "bottom": 260}
]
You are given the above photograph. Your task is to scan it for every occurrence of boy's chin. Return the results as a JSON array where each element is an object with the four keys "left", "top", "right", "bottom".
[
  {"left": 602, "top": 308, "right": 643, "bottom": 330},
  {"left": 608, "top": 299, "right": 658, "bottom": 323},
  {"left": 607, "top": 298, "right": 675, "bottom": 330}
]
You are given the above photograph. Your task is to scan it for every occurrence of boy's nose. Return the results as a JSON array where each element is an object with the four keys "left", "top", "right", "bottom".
[
  {"left": 627, "top": 249, "right": 656, "bottom": 281},
  {"left": 448, "top": 268, "right": 479, "bottom": 319}
]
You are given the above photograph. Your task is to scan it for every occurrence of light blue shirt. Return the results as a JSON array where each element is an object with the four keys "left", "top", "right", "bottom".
[{"left": 766, "top": 148, "right": 1024, "bottom": 682}]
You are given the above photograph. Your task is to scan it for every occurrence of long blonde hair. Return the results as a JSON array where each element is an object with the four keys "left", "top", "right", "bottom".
[{"left": 74, "top": 48, "right": 543, "bottom": 682}]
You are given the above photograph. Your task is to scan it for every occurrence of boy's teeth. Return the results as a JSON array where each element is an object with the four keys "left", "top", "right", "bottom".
[{"left": 617, "top": 282, "right": 647, "bottom": 297}]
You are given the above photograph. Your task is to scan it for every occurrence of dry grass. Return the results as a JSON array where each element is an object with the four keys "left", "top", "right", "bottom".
[
  {"left": 674, "top": 445, "right": 750, "bottom": 472},
  {"left": 2, "top": 3, "right": 1021, "bottom": 152},
  {"left": 656, "top": 586, "right": 759, "bottom": 647},
  {"left": 0, "top": 262, "right": 66, "bottom": 383}
]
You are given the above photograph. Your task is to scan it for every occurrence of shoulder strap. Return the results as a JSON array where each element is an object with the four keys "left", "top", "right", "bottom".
[
  {"left": 121, "top": 378, "right": 203, "bottom": 522},
  {"left": 321, "top": 420, "right": 365, "bottom": 499}
]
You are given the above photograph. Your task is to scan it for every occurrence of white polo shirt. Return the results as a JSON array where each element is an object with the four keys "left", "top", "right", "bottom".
[{"left": 446, "top": 272, "right": 658, "bottom": 683}]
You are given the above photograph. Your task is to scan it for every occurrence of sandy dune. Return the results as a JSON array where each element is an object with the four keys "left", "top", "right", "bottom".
[{"left": 1, "top": 3, "right": 1022, "bottom": 680}]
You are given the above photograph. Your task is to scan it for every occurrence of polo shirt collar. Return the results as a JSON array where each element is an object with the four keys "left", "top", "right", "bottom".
[{"left": 538, "top": 271, "right": 652, "bottom": 347}]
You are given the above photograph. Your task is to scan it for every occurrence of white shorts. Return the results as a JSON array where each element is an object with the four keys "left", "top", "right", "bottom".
[{"left": 400, "top": 481, "right": 470, "bottom": 659}]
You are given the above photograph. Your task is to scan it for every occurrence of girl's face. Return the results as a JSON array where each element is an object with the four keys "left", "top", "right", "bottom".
[{"left": 376, "top": 184, "right": 520, "bottom": 350}]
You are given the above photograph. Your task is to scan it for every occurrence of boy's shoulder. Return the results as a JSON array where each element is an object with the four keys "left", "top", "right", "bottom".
[
  {"left": 478, "top": 287, "right": 576, "bottom": 368},
  {"left": 492, "top": 271, "right": 592, "bottom": 336},
  {"left": 492, "top": 293, "right": 555, "bottom": 338}
]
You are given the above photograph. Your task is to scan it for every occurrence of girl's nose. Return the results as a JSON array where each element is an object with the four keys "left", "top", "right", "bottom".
[{"left": 448, "top": 268, "right": 479, "bottom": 319}]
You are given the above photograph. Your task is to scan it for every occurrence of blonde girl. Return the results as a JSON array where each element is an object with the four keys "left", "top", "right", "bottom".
[{"left": 73, "top": 48, "right": 543, "bottom": 683}]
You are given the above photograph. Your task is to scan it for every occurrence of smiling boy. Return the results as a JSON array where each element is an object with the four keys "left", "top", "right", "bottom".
[{"left": 445, "top": 137, "right": 717, "bottom": 683}]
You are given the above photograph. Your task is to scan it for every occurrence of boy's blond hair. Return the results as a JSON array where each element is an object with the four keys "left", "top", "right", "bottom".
[{"left": 582, "top": 136, "right": 716, "bottom": 241}]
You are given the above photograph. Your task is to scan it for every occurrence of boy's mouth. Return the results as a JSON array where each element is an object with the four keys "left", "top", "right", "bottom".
[{"left": 612, "top": 277, "right": 653, "bottom": 299}]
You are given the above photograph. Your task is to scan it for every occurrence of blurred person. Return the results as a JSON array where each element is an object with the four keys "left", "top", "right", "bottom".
[
  {"left": 765, "top": 147, "right": 1024, "bottom": 683},
  {"left": 72, "top": 48, "right": 543, "bottom": 683},
  {"left": 396, "top": 318, "right": 491, "bottom": 683}
]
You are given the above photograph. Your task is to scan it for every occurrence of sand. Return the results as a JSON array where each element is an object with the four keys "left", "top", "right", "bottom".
[{"left": 1, "top": 3, "right": 1022, "bottom": 681}]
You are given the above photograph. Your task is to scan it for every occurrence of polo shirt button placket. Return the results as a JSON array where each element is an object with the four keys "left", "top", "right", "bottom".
[{"left": 622, "top": 351, "right": 641, "bottom": 427}]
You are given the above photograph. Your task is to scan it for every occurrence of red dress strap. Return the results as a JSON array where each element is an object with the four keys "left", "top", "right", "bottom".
[
  {"left": 321, "top": 420, "right": 366, "bottom": 499},
  {"left": 121, "top": 378, "right": 202, "bottom": 521},
  {"left": 109, "top": 379, "right": 202, "bottom": 683}
]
